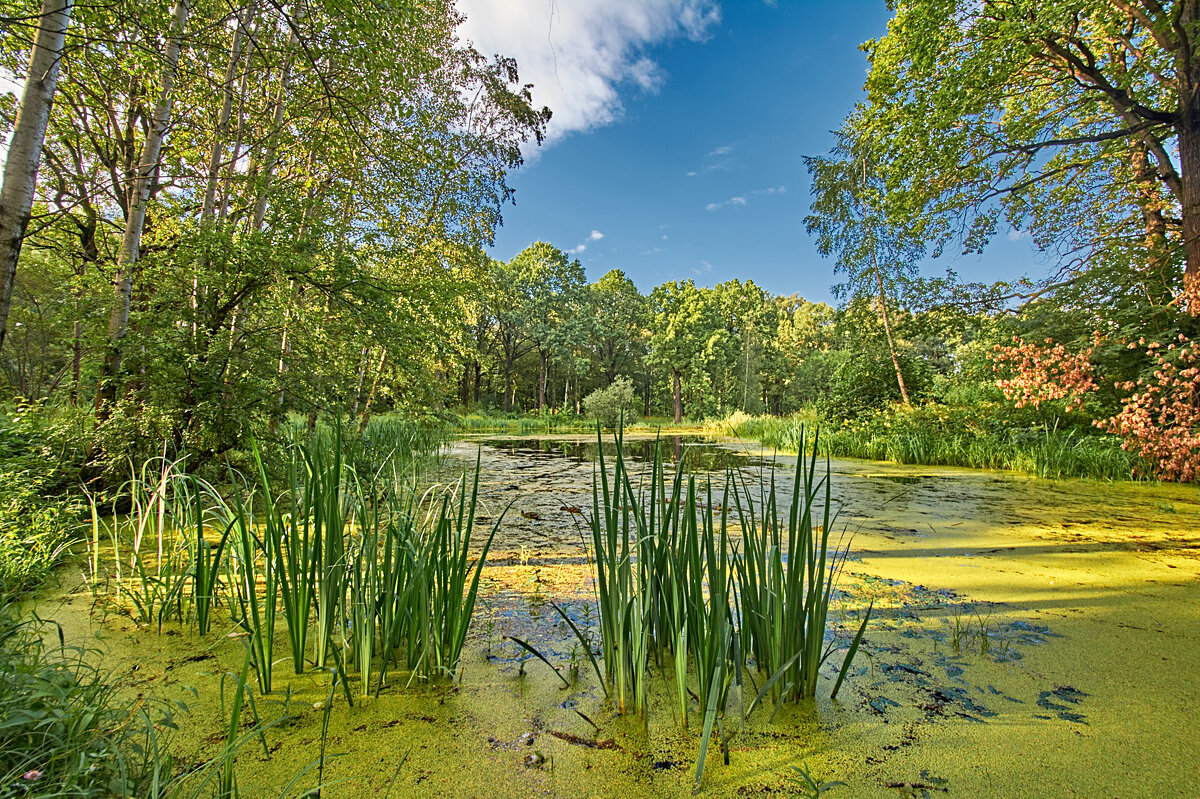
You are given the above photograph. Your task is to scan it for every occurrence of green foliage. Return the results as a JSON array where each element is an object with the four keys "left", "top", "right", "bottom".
[
  {"left": 559, "top": 428, "right": 869, "bottom": 790},
  {"left": 0, "top": 406, "right": 86, "bottom": 597},
  {"left": 0, "top": 606, "right": 163, "bottom": 797},
  {"left": 581, "top": 376, "right": 637, "bottom": 428},
  {"left": 824, "top": 345, "right": 927, "bottom": 419}
]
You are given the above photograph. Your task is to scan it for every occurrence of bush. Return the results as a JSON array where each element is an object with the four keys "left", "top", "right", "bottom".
[
  {"left": 0, "top": 605, "right": 163, "bottom": 796},
  {"left": 582, "top": 376, "right": 637, "bottom": 428},
  {"left": 0, "top": 405, "right": 87, "bottom": 597},
  {"left": 823, "top": 346, "right": 928, "bottom": 420}
]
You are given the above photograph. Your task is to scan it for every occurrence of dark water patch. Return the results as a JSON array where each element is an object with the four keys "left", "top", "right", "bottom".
[{"left": 476, "top": 436, "right": 763, "bottom": 472}]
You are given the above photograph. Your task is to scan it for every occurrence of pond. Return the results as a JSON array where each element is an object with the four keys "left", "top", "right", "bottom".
[{"left": 35, "top": 432, "right": 1200, "bottom": 797}]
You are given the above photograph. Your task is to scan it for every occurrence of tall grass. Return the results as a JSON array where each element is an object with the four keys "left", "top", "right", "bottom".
[
  {"left": 710, "top": 409, "right": 1140, "bottom": 481},
  {"left": 559, "top": 426, "right": 869, "bottom": 791},
  {"left": 90, "top": 428, "right": 501, "bottom": 697}
]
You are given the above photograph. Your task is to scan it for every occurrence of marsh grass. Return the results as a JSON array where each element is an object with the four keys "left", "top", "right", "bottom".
[
  {"left": 711, "top": 410, "right": 1140, "bottom": 481},
  {"left": 89, "top": 426, "right": 501, "bottom": 701},
  {"left": 549, "top": 425, "right": 869, "bottom": 791}
]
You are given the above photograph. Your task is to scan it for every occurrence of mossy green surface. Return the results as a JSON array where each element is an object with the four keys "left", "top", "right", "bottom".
[{"left": 29, "top": 435, "right": 1200, "bottom": 797}]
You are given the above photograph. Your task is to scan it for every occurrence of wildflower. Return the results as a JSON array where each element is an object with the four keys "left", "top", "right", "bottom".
[{"left": 22, "top": 770, "right": 42, "bottom": 781}]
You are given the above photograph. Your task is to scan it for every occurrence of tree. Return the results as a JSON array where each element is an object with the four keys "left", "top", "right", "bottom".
[
  {"left": 806, "top": 125, "right": 920, "bottom": 404},
  {"left": 0, "top": 0, "right": 549, "bottom": 463},
  {"left": 860, "top": 0, "right": 1200, "bottom": 314},
  {"left": 0, "top": 0, "right": 72, "bottom": 353},
  {"left": 647, "top": 280, "right": 722, "bottom": 422},
  {"left": 588, "top": 269, "right": 646, "bottom": 387},
  {"left": 504, "top": 242, "right": 587, "bottom": 411}
]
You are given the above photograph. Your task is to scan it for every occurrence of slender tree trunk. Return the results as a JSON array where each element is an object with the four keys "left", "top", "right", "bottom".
[
  {"left": 872, "top": 252, "right": 910, "bottom": 405},
  {"left": 0, "top": 0, "right": 72, "bottom": 353},
  {"left": 673, "top": 368, "right": 682, "bottom": 423},
  {"left": 70, "top": 317, "right": 81, "bottom": 405},
  {"left": 473, "top": 360, "right": 482, "bottom": 404},
  {"left": 252, "top": 23, "right": 299, "bottom": 229},
  {"left": 350, "top": 345, "right": 369, "bottom": 417},
  {"left": 98, "top": 0, "right": 189, "bottom": 415},
  {"left": 357, "top": 348, "right": 387, "bottom": 434},
  {"left": 200, "top": 5, "right": 251, "bottom": 221},
  {"left": 502, "top": 355, "right": 513, "bottom": 412},
  {"left": 537, "top": 349, "right": 548, "bottom": 410}
]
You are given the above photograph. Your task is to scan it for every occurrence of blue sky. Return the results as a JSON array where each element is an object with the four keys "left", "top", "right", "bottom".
[{"left": 458, "top": 0, "right": 1042, "bottom": 304}]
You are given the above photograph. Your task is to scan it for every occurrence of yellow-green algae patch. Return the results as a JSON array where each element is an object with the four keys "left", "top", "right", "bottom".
[{"left": 28, "top": 437, "right": 1200, "bottom": 797}]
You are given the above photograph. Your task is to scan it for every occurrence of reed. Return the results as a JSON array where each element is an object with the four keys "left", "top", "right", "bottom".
[
  {"left": 226, "top": 466, "right": 278, "bottom": 695},
  {"left": 567, "top": 425, "right": 870, "bottom": 790}
]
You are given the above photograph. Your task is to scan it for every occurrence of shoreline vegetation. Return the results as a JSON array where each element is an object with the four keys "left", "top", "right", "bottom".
[{"left": 451, "top": 406, "right": 1140, "bottom": 482}]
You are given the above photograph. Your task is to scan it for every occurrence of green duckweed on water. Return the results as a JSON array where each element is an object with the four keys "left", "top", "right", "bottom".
[{"left": 28, "top": 434, "right": 1200, "bottom": 798}]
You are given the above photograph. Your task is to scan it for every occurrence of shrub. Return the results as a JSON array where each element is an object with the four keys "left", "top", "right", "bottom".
[
  {"left": 0, "top": 405, "right": 87, "bottom": 597},
  {"left": 582, "top": 376, "right": 637, "bottom": 428},
  {"left": 823, "top": 346, "right": 927, "bottom": 420},
  {"left": 0, "top": 605, "right": 162, "bottom": 796}
]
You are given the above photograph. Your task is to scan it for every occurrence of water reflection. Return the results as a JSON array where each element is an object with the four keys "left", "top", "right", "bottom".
[{"left": 475, "top": 435, "right": 764, "bottom": 472}]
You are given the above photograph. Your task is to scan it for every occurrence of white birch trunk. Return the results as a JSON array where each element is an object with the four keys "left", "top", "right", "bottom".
[
  {"left": 0, "top": 0, "right": 72, "bottom": 352},
  {"left": 99, "top": 0, "right": 190, "bottom": 408}
]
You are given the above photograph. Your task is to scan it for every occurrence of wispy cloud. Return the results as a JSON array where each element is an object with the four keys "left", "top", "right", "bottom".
[
  {"left": 704, "top": 185, "right": 785, "bottom": 211},
  {"left": 688, "top": 142, "right": 736, "bottom": 176},
  {"left": 705, "top": 196, "right": 747, "bottom": 212},
  {"left": 456, "top": 1, "right": 721, "bottom": 148},
  {"left": 692, "top": 259, "right": 715, "bottom": 276},
  {"left": 569, "top": 229, "right": 605, "bottom": 254}
]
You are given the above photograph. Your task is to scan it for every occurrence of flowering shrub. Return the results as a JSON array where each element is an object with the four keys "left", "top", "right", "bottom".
[
  {"left": 990, "top": 332, "right": 1200, "bottom": 482},
  {"left": 1097, "top": 335, "right": 1200, "bottom": 482},
  {"left": 990, "top": 334, "right": 1099, "bottom": 413}
]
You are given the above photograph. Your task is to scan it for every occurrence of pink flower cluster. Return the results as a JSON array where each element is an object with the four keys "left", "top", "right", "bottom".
[
  {"left": 990, "top": 335, "right": 1099, "bottom": 413},
  {"left": 1097, "top": 334, "right": 1200, "bottom": 482},
  {"left": 990, "top": 331, "right": 1200, "bottom": 482}
]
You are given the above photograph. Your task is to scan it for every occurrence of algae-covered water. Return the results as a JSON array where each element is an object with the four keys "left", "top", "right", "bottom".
[{"left": 33, "top": 434, "right": 1200, "bottom": 797}]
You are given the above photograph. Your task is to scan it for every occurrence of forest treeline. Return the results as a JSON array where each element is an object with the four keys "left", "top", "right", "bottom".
[{"left": 0, "top": 0, "right": 1197, "bottom": 491}]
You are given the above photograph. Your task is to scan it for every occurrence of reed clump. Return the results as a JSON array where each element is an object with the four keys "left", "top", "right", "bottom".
[
  {"left": 562, "top": 426, "right": 871, "bottom": 791},
  {"left": 88, "top": 428, "right": 503, "bottom": 699}
]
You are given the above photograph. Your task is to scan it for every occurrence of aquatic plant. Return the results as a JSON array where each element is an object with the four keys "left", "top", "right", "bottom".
[
  {"left": 568, "top": 425, "right": 870, "bottom": 790},
  {"left": 735, "top": 429, "right": 871, "bottom": 707}
]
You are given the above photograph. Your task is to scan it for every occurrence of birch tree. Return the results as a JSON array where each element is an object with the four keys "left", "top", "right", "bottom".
[{"left": 0, "top": 0, "right": 71, "bottom": 353}]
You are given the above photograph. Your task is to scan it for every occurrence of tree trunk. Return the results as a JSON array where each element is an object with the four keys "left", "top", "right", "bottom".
[
  {"left": 873, "top": 253, "right": 910, "bottom": 405},
  {"left": 0, "top": 0, "right": 72, "bottom": 353},
  {"left": 1177, "top": 0, "right": 1200, "bottom": 314},
  {"left": 357, "top": 348, "right": 387, "bottom": 434},
  {"left": 473, "top": 360, "right": 482, "bottom": 404},
  {"left": 70, "top": 317, "right": 81, "bottom": 405},
  {"left": 252, "top": 22, "right": 299, "bottom": 229},
  {"left": 537, "top": 349, "right": 548, "bottom": 410},
  {"left": 673, "top": 368, "right": 683, "bottom": 423},
  {"left": 502, "top": 355, "right": 513, "bottom": 412},
  {"left": 200, "top": 4, "right": 251, "bottom": 222},
  {"left": 98, "top": 0, "right": 189, "bottom": 415}
]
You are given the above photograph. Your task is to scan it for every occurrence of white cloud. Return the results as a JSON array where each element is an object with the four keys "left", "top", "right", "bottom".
[
  {"left": 456, "top": 0, "right": 721, "bottom": 147},
  {"left": 693, "top": 259, "right": 715, "bottom": 276},
  {"left": 1007, "top": 228, "right": 1028, "bottom": 241},
  {"left": 568, "top": 229, "right": 605, "bottom": 255},
  {"left": 705, "top": 195, "right": 747, "bottom": 212},
  {"left": 689, "top": 142, "right": 736, "bottom": 176},
  {"left": 705, "top": 186, "right": 785, "bottom": 211}
]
